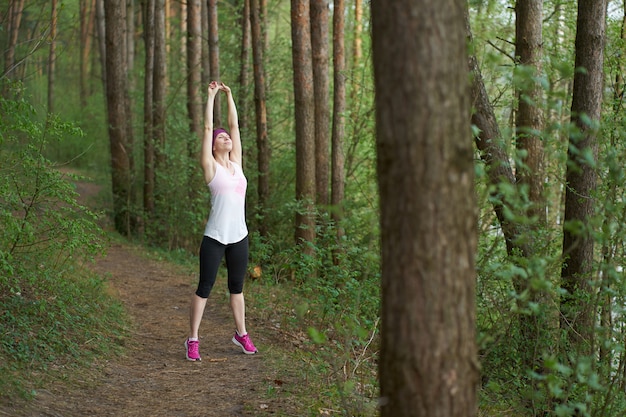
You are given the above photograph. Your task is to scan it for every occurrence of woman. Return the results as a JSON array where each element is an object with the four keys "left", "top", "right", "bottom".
[{"left": 185, "top": 81, "right": 257, "bottom": 361}]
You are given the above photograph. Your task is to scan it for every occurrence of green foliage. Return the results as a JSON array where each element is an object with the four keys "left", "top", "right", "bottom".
[
  {"left": 249, "top": 207, "right": 380, "bottom": 415},
  {"left": 0, "top": 94, "right": 127, "bottom": 401}
]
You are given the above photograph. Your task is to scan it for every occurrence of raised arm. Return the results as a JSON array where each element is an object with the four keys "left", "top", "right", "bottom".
[
  {"left": 219, "top": 83, "right": 242, "bottom": 166},
  {"left": 201, "top": 81, "right": 220, "bottom": 183}
]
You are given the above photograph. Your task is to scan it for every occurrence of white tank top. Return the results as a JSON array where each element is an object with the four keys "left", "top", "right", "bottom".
[{"left": 203, "top": 162, "right": 248, "bottom": 244}]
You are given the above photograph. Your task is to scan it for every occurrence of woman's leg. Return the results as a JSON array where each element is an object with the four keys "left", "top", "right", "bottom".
[
  {"left": 189, "top": 294, "right": 208, "bottom": 339},
  {"left": 225, "top": 236, "right": 249, "bottom": 335},
  {"left": 189, "top": 236, "right": 224, "bottom": 338},
  {"left": 230, "top": 293, "right": 247, "bottom": 336}
]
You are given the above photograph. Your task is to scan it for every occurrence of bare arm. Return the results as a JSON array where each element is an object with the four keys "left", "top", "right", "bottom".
[
  {"left": 201, "top": 82, "right": 220, "bottom": 183},
  {"left": 220, "top": 83, "right": 242, "bottom": 166}
]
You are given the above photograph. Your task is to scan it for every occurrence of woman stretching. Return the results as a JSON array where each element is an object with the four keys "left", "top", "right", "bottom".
[{"left": 185, "top": 81, "right": 257, "bottom": 361}]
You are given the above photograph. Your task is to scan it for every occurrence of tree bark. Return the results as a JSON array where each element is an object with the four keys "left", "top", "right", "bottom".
[
  {"left": 2, "top": 0, "right": 25, "bottom": 84},
  {"left": 311, "top": 0, "right": 330, "bottom": 206},
  {"left": 47, "top": 0, "right": 58, "bottom": 114},
  {"left": 251, "top": 0, "right": 270, "bottom": 237},
  {"left": 331, "top": 0, "right": 346, "bottom": 254},
  {"left": 95, "top": 0, "right": 106, "bottom": 91},
  {"left": 238, "top": 0, "right": 251, "bottom": 132},
  {"left": 373, "top": 1, "right": 478, "bottom": 415},
  {"left": 153, "top": 0, "right": 167, "bottom": 171},
  {"left": 104, "top": 0, "right": 135, "bottom": 236},
  {"left": 291, "top": 0, "right": 316, "bottom": 254},
  {"left": 515, "top": 0, "right": 545, "bottom": 223},
  {"left": 142, "top": 0, "right": 156, "bottom": 217},
  {"left": 80, "top": 0, "right": 96, "bottom": 108},
  {"left": 187, "top": 0, "right": 202, "bottom": 144},
  {"left": 560, "top": 0, "right": 607, "bottom": 355},
  {"left": 208, "top": 0, "right": 221, "bottom": 125}
]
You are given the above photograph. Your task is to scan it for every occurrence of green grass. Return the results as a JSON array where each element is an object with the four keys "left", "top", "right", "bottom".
[{"left": 0, "top": 264, "right": 129, "bottom": 403}]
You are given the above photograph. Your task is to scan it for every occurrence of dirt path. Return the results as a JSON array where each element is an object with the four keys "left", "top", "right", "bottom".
[{"left": 6, "top": 175, "right": 292, "bottom": 417}]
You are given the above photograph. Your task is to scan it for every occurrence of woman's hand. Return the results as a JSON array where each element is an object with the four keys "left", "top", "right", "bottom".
[
  {"left": 208, "top": 81, "right": 220, "bottom": 98},
  {"left": 218, "top": 82, "right": 232, "bottom": 95}
]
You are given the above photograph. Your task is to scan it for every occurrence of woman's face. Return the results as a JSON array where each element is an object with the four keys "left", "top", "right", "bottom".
[{"left": 213, "top": 132, "right": 232, "bottom": 152}]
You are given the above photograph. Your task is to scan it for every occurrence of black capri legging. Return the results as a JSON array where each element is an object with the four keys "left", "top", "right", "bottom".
[{"left": 196, "top": 235, "right": 249, "bottom": 298}]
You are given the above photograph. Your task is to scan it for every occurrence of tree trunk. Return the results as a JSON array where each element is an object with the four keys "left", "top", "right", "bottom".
[
  {"left": 125, "top": 0, "right": 135, "bottom": 95},
  {"left": 95, "top": 0, "right": 106, "bottom": 91},
  {"left": 515, "top": 0, "right": 545, "bottom": 223},
  {"left": 331, "top": 0, "right": 346, "bottom": 255},
  {"left": 153, "top": 0, "right": 167, "bottom": 185},
  {"left": 373, "top": 0, "right": 478, "bottom": 415},
  {"left": 251, "top": 0, "right": 270, "bottom": 237},
  {"left": 560, "top": 0, "right": 607, "bottom": 355},
  {"left": 47, "top": 0, "right": 58, "bottom": 114},
  {"left": 143, "top": 0, "right": 156, "bottom": 217},
  {"left": 187, "top": 0, "right": 202, "bottom": 143},
  {"left": 291, "top": 0, "right": 316, "bottom": 254},
  {"left": 238, "top": 0, "right": 251, "bottom": 132},
  {"left": 2, "top": 0, "right": 25, "bottom": 85},
  {"left": 208, "top": 0, "right": 221, "bottom": 126},
  {"left": 311, "top": 0, "right": 330, "bottom": 207},
  {"left": 80, "top": 0, "right": 96, "bottom": 108},
  {"left": 201, "top": 0, "right": 210, "bottom": 86},
  {"left": 104, "top": 0, "right": 135, "bottom": 236}
]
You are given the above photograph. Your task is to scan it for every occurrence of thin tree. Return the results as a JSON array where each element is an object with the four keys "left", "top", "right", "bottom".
[
  {"left": 187, "top": 0, "right": 202, "bottom": 143},
  {"left": 513, "top": 0, "right": 555, "bottom": 403},
  {"left": 291, "top": 0, "right": 316, "bottom": 254},
  {"left": 95, "top": 0, "right": 106, "bottom": 90},
  {"left": 250, "top": 0, "right": 270, "bottom": 237},
  {"left": 373, "top": 0, "right": 478, "bottom": 415},
  {"left": 311, "top": 0, "right": 330, "bottom": 207},
  {"left": 237, "top": 0, "right": 251, "bottom": 132},
  {"left": 126, "top": 0, "right": 135, "bottom": 94},
  {"left": 201, "top": 0, "right": 209, "bottom": 86},
  {"left": 2, "top": 0, "right": 25, "bottom": 86},
  {"left": 80, "top": 0, "right": 96, "bottom": 108},
  {"left": 208, "top": 0, "right": 221, "bottom": 125},
  {"left": 47, "top": 0, "right": 58, "bottom": 114},
  {"left": 560, "top": 0, "right": 608, "bottom": 355},
  {"left": 104, "top": 0, "right": 135, "bottom": 236},
  {"left": 331, "top": 0, "right": 346, "bottom": 254},
  {"left": 142, "top": 0, "right": 156, "bottom": 217},
  {"left": 153, "top": 0, "right": 167, "bottom": 174},
  {"left": 515, "top": 0, "right": 545, "bottom": 222}
]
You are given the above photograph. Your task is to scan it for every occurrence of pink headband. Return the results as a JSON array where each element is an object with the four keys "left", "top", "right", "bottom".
[{"left": 212, "top": 128, "right": 228, "bottom": 142}]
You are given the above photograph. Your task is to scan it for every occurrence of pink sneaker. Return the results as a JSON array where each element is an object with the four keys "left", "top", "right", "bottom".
[
  {"left": 232, "top": 332, "right": 258, "bottom": 354},
  {"left": 185, "top": 338, "right": 201, "bottom": 361}
]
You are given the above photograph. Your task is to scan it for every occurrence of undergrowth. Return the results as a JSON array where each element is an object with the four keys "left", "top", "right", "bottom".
[{"left": 0, "top": 94, "right": 129, "bottom": 404}]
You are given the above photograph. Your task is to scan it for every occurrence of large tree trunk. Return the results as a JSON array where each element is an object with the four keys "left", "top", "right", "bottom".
[
  {"left": 291, "top": 0, "right": 316, "bottom": 254},
  {"left": 331, "top": 0, "right": 346, "bottom": 254},
  {"left": 311, "top": 0, "right": 330, "bottom": 206},
  {"left": 560, "top": 0, "right": 607, "bottom": 355},
  {"left": 104, "top": 0, "right": 135, "bottom": 236},
  {"left": 47, "top": 0, "right": 58, "bottom": 114},
  {"left": 251, "top": 0, "right": 270, "bottom": 237},
  {"left": 373, "top": 1, "right": 478, "bottom": 415}
]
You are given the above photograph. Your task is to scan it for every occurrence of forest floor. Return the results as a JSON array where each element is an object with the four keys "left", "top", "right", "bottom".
[{"left": 1, "top": 174, "right": 303, "bottom": 417}]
